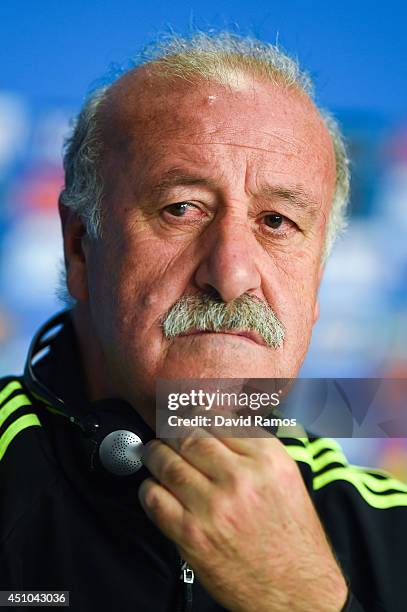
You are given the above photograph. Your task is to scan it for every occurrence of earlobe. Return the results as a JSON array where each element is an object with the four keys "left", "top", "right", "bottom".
[{"left": 59, "top": 201, "right": 89, "bottom": 302}]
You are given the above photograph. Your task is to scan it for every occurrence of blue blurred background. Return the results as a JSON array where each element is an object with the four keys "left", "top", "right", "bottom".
[{"left": 1, "top": 1, "right": 406, "bottom": 476}]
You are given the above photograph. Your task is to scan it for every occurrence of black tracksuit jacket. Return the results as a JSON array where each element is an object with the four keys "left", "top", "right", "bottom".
[{"left": 1, "top": 313, "right": 407, "bottom": 611}]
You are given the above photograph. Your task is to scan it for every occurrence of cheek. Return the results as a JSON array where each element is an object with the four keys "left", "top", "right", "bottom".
[
  {"left": 262, "top": 254, "right": 319, "bottom": 342},
  {"left": 88, "top": 228, "right": 194, "bottom": 337},
  {"left": 285, "top": 275, "right": 320, "bottom": 370}
]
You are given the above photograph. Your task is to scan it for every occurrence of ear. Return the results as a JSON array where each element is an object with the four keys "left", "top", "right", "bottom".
[
  {"left": 59, "top": 200, "right": 89, "bottom": 302},
  {"left": 313, "top": 263, "right": 324, "bottom": 325}
]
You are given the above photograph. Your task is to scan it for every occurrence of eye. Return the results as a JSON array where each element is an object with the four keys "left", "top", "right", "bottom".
[
  {"left": 165, "top": 202, "right": 190, "bottom": 217},
  {"left": 261, "top": 213, "right": 297, "bottom": 237},
  {"left": 264, "top": 213, "right": 284, "bottom": 229},
  {"left": 161, "top": 201, "right": 205, "bottom": 227},
  {"left": 163, "top": 202, "right": 201, "bottom": 217}
]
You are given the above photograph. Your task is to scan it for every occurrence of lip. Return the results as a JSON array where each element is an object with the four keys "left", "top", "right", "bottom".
[{"left": 178, "top": 329, "right": 267, "bottom": 347}]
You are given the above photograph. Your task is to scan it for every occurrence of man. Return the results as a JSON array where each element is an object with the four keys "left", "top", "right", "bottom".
[{"left": 1, "top": 31, "right": 406, "bottom": 612}]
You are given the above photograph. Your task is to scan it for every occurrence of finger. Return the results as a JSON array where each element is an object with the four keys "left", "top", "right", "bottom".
[
  {"left": 164, "top": 430, "right": 238, "bottom": 482},
  {"left": 216, "top": 433, "right": 289, "bottom": 466},
  {"left": 166, "top": 407, "right": 277, "bottom": 457},
  {"left": 138, "top": 477, "right": 184, "bottom": 543},
  {"left": 142, "top": 439, "right": 212, "bottom": 511},
  {"left": 201, "top": 409, "right": 281, "bottom": 457}
]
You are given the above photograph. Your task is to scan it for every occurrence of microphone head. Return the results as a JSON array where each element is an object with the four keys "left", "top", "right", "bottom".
[{"left": 98, "top": 429, "right": 144, "bottom": 476}]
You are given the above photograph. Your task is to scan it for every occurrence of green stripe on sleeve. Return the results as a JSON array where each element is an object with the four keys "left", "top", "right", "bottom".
[
  {"left": 0, "top": 414, "right": 41, "bottom": 462},
  {"left": 284, "top": 445, "right": 347, "bottom": 473},
  {"left": 353, "top": 468, "right": 407, "bottom": 495},
  {"left": 284, "top": 444, "right": 314, "bottom": 469},
  {"left": 0, "top": 394, "right": 33, "bottom": 429},
  {"left": 313, "top": 467, "right": 407, "bottom": 508},
  {"left": 312, "top": 449, "right": 348, "bottom": 472},
  {"left": 0, "top": 381, "right": 23, "bottom": 406},
  {"left": 307, "top": 437, "right": 342, "bottom": 456},
  {"left": 284, "top": 437, "right": 407, "bottom": 508}
]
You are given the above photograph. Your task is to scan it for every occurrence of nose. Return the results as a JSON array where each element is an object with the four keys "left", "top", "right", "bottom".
[{"left": 194, "top": 213, "right": 261, "bottom": 302}]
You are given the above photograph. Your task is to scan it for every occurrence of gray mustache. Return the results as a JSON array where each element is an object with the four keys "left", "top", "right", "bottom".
[{"left": 161, "top": 294, "right": 285, "bottom": 349}]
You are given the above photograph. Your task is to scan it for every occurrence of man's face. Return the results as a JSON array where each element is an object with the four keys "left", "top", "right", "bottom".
[{"left": 72, "top": 70, "right": 336, "bottom": 410}]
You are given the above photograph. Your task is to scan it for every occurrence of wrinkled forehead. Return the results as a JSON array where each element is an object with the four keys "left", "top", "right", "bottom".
[{"left": 97, "top": 64, "right": 334, "bottom": 164}]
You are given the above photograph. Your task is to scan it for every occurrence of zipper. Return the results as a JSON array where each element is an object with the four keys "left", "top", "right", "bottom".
[{"left": 178, "top": 557, "right": 195, "bottom": 612}]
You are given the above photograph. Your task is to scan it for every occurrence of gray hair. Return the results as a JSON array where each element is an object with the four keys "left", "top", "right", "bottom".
[
  {"left": 162, "top": 293, "right": 285, "bottom": 348},
  {"left": 58, "top": 31, "right": 350, "bottom": 303}
]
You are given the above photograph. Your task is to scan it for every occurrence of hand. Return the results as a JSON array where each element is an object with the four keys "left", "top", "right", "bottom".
[{"left": 139, "top": 423, "right": 348, "bottom": 612}]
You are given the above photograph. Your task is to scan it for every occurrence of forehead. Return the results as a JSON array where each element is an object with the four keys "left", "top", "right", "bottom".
[
  {"left": 99, "top": 66, "right": 335, "bottom": 199},
  {"left": 103, "top": 66, "right": 329, "bottom": 141}
]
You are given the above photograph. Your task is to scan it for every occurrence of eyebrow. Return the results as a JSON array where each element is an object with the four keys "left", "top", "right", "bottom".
[
  {"left": 148, "top": 169, "right": 321, "bottom": 218},
  {"left": 257, "top": 185, "right": 320, "bottom": 218},
  {"left": 149, "top": 169, "right": 217, "bottom": 197}
]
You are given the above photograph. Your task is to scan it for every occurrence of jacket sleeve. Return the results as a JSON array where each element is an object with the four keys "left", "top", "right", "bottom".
[{"left": 283, "top": 436, "right": 407, "bottom": 611}]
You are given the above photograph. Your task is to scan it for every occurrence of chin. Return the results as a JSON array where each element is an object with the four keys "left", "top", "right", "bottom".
[
  {"left": 159, "top": 354, "right": 283, "bottom": 380},
  {"left": 164, "top": 336, "right": 292, "bottom": 378}
]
